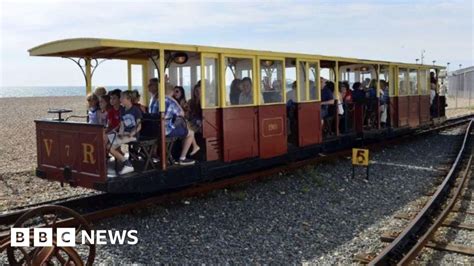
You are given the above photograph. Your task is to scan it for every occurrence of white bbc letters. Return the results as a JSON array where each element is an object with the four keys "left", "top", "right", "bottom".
[
  {"left": 10, "top": 228, "right": 30, "bottom": 247},
  {"left": 34, "top": 228, "right": 53, "bottom": 247},
  {"left": 56, "top": 228, "right": 76, "bottom": 247}
]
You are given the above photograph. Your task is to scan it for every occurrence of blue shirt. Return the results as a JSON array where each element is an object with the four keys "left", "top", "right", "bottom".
[
  {"left": 149, "top": 94, "right": 159, "bottom": 114},
  {"left": 164, "top": 96, "right": 183, "bottom": 135}
]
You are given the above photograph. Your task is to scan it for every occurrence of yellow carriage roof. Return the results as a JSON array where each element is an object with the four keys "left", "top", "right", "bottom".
[{"left": 29, "top": 38, "right": 445, "bottom": 69}]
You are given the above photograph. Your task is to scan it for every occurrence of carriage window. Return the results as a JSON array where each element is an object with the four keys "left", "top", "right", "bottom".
[
  {"left": 203, "top": 57, "right": 219, "bottom": 107},
  {"left": 260, "top": 59, "right": 284, "bottom": 104},
  {"left": 308, "top": 62, "right": 319, "bottom": 101},
  {"left": 285, "top": 61, "right": 297, "bottom": 103},
  {"left": 409, "top": 69, "right": 418, "bottom": 95},
  {"left": 419, "top": 69, "right": 429, "bottom": 95},
  {"left": 298, "top": 61, "right": 308, "bottom": 101},
  {"left": 225, "top": 57, "right": 254, "bottom": 106},
  {"left": 398, "top": 68, "right": 408, "bottom": 96}
]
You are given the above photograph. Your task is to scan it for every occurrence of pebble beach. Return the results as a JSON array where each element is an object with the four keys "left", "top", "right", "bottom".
[{"left": 0, "top": 96, "right": 96, "bottom": 211}]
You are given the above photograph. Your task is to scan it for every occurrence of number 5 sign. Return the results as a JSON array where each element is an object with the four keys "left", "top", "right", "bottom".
[{"left": 352, "top": 148, "right": 369, "bottom": 166}]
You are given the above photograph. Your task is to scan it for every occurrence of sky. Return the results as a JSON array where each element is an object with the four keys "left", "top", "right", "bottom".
[{"left": 0, "top": 0, "right": 472, "bottom": 87}]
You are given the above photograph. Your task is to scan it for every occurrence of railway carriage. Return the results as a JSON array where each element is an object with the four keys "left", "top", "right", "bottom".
[{"left": 29, "top": 38, "right": 447, "bottom": 193}]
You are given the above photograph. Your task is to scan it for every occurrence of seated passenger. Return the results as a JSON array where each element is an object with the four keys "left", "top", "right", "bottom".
[
  {"left": 239, "top": 77, "right": 253, "bottom": 105},
  {"left": 230, "top": 79, "right": 241, "bottom": 105},
  {"left": 187, "top": 83, "right": 203, "bottom": 134},
  {"left": 148, "top": 78, "right": 159, "bottom": 114},
  {"left": 107, "top": 89, "right": 123, "bottom": 133},
  {"left": 107, "top": 91, "right": 142, "bottom": 176},
  {"left": 132, "top": 90, "right": 147, "bottom": 114},
  {"left": 94, "top": 87, "right": 107, "bottom": 97},
  {"left": 173, "top": 86, "right": 188, "bottom": 111},
  {"left": 164, "top": 85, "right": 199, "bottom": 165},
  {"left": 98, "top": 95, "right": 111, "bottom": 127},
  {"left": 86, "top": 93, "right": 100, "bottom": 124}
]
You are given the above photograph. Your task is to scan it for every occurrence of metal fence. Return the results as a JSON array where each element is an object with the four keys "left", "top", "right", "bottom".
[{"left": 446, "top": 66, "right": 474, "bottom": 117}]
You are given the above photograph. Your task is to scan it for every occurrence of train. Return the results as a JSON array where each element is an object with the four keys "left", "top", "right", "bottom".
[{"left": 29, "top": 38, "right": 447, "bottom": 193}]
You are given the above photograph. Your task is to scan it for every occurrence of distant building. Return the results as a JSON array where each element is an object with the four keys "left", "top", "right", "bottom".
[{"left": 447, "top": 66, "right": 474, "bottom": 98}]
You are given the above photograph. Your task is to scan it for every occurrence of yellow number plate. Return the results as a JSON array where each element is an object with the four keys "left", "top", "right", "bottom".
[{"left": 352, "top": 148, "right": 369, "bottom": 166}]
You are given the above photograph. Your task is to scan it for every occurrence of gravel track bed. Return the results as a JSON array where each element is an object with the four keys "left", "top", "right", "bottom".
[{"left": 48, "top": 126, "right": 466, "bottom": 264}]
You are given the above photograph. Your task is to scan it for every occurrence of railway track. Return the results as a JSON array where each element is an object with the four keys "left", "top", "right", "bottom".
[
  {"left": 356, "top": 119, "right": 473, "bottom": 265},
  {"left": 1, "top": 115, "right": 473, "bottom": 262}
]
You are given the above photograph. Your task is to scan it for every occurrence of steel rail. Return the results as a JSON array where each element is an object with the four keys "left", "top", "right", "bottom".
[{"left": 369, "top": 119, "right": 473, "bottom": 265}]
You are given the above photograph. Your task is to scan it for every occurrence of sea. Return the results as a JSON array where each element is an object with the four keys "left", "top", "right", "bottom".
[{"left": 0, "top": 86, "right": 129, "bottom": 98}]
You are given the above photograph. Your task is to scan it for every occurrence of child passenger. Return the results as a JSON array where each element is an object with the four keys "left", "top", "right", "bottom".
[
  {"left": 98, "top": 95, "right": 111, "bottom": 126},
  {"left": 107, "top": 89, "right": 123, "bottom": 133},
  {"left": 86, "top": 93, "right": 100, "bottom": 124},
  {"left": 107, "top": 91, "right": 142, "bottom": 176}
]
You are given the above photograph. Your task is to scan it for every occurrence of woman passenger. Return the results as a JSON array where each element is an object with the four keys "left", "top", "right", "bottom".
[
  {"left": 186, "top": 83, "right": 203, "bottom": 156},
  {"left": 94, "top": 87, "right": 107, "bottom": 97},
  {"left": 239, "top": 77, "right": 253, "bottom": 105},
  {"left": 173, "top": 86, "right": 188, "bottom": 110},
  {"left": 230, "top": 79, "right": 241, "bottom": 105},
  {"left": 86, "top": 93, "right": 100, "bottom": 124}
]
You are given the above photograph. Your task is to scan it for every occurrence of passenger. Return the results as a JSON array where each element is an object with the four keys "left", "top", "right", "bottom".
[
  {"left": 340, "top": 81, "right": 352, "bottom": 103},
  {"left": 132, "top": 90, "right": 147, "bottom": 114},
  {"left": 94, "top": 87, "right": 107, "bottom": 97},
  {"left": 106, "top": 89, "right": 123, "bottom": 133},
  {"left": 107, "top": 91, "right": 142, "bottom": 176},
  {"left": 98, "top": 95, "right": 111, "bottom": 127},
  {"left": 362, "top": 78, "right": 371, "bottom": 90},
  {"left": 164, "top": 84, "right": 199, "bottom": 165},
  {"left": 430, "top": 72, "right": 437, "bottom": 105},
  {"left": 173, "top": 86, "right": 188, "bottom": 110},
  {"left": 286, "top": 81, "right": 297, "bottom": 103},
  {"left": 368, "top": 79, "right": 377, "bottom": 99},
  {"left": 352, "top": 82, "right": 365, "bottom": 103},
  {"left": 148, "top": 78, "right": 159, "bottom": 114},
  {"left": 187, "top": 83, "right": 203, "bottom": 134},
  {"left": 86, "top": 93, "right": 100, "bottom": 124},
  {"left": 229, "top": 79, "right": 241, "bottom": 105},
  {"left": 379, "top": 80, "right": 389, "bottom": 127},
  {"left": 321, "top": 81, "right": 335, "bottom": 122},
  {"left": 239, "top": 77, "right": 253, "bottom": 105}
]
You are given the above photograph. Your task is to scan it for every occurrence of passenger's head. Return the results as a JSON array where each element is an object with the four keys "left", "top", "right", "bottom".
[
  {"left": 86, "top": 93, "right": 99, "bottom": 109},
  {"left": 379, "top": 80, "right": 387, "bottom": 88},
  {"left": 292, "top": 81, "right": 297, "bottom": 90},
  {"left": 165, "top": 83, "right": 175, "bottom": 96},
  {"left": 120, "top": 90, "right": 134, "bottom": 107},
  {"left": 109, "top": 89, "right": 122, "bottom": 108},
  {"left": 148, "top": 78, "right": 159, "bottom": 95},
  {"left": 241, "top": 77, "right": 252, "bottom": 94},
  {"left": 99, "top": 95, "right": 111, "bottom": 111},
  {"left": 324, "top": 81, "right": 335, "bottom": 93},
  {"left": 132, "top": 89, "right": 141, "bottom": 104},
  {"left": 192, "top": 83, "right": 201, "bottom": 101},
  {"left": 173, "top": 86, "right": 186, "bottom": 102},
  {"left": 353, "top": 82, "right": 362, "bottom": 91},
  {"left": 340, "top": 81, "right": 349, "bottom": 93},
  {"left": 94, "top": 87, "right": 107, "bottom": 97}
]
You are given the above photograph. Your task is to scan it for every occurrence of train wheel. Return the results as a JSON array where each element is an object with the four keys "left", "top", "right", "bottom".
[{"left": 7, "top": 205, "right": 95, "bottom": 266}]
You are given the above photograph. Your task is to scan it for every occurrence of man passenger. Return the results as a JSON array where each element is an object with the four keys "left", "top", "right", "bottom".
[{"left": 148, "top": 78, "right": 159, "bottom": 114}]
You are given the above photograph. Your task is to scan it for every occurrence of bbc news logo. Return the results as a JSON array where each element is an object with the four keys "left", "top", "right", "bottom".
[{"left": 11, "top": 228, "right": 138, "bottom": 247}]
